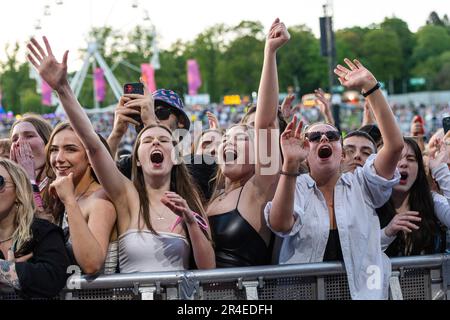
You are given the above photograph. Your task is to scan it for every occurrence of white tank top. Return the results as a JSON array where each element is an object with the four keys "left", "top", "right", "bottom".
[{"left": 119, "top": 230, "right": 190, "bottom": 273}]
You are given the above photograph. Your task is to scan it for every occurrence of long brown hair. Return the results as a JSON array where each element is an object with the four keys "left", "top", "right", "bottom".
[
  {"left": 132, "top": 124, "right": 209, "bottom": 240},
  {"left": 43, "top": 122, "right": 112, "bottom": 223},
  {"left": 377, "top": 137, "right": 443, "bottom": 256}
]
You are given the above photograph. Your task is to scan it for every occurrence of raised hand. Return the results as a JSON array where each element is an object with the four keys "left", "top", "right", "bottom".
[
  {"left": 314, "top": 88, "right": 334, "bottom": 125},
  {"left": 281, "top": 116, "right": 310, "bottom": 166},
  {"left": 429, "top": 131, "right": 450, "bottom": 170},
  {"left": 27, "top": 37, "right": 69, "bottom": 91},
  {"left": 334, "top": 58, "right": 377, "bottom": 92},
  {"left": 49, "top": 173, "right": 76, "bottom": 204},
  {"left": 266, "top": 18, "right": 291, "bottom": 53},
  {"left": 111, "top": 96, "right": 141, "bottom": 138},
  {"left": 206, "top": 112, "right": 220, "bottom": 130},
  {"left": 123, "top": 78, "right": 157, "bottom": 127},
  {"left": 280, "top": 94, "right": 298, "bottom": 120},
  {"left": 410, "top": 116, "right": 425, "bottom": 136},
  {"left": 384, "top": 211, "right": 421, "bottom": 237},
  {"left": 161, "top": 192, "right": 196, "bottom": 225},
  {"left": 12, "top": 142, "right": 36, "bottom": 181}
]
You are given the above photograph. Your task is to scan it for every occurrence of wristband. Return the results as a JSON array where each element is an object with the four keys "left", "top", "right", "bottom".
[
  {"left": 362, "top": 82, "right": 381, "bottom": 98},
  {"left": 280, "top": 171, "right": 301, "bottom": 177}
]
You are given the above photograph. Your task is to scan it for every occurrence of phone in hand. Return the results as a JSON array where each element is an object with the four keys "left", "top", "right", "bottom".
[
  {"left": 443, "top": 117, "right": 450, "bottom": 135},
  {"left": 123, "top": 83, "right": 144, "bottom": 124},
  {"left": 124, "top": 83, "right": 144, "bottom": 95}
]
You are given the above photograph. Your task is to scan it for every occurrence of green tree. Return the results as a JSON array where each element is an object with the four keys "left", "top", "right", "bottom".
[
  {"left": 0, "top": 43, "right": 40, "bottom": 114},
  {"left": 278, "top": 25, "right": 327, "bottom": 95},
  {"left": 219, "top": 21, "right": 265, "bottom": 96},
  {"left": 412, "top": 25, "right": 450, "bottom": 64},
  {"left": 362, "top": 29, "right": 402, "bottom": 92},
  {"left": 185, "top": 24, "right": 227, "bottom": 102}
]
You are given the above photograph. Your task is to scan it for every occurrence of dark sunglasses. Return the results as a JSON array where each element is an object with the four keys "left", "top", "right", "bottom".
[
  {"left": 0, "top": 175, "right": 13, "bottom": 192},
  {"left": 155, "top": 106, "right": 176, "bottom": 121},
  {"left": 306, "top": 131, "right": 341, "bottom": 142}
]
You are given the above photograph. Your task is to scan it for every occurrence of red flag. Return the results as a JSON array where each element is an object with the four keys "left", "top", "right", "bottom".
[
  {"left": 42, "top": 80, "right": 53, "bottom": 106},
  {"left": 141, "top": 64, "right": 156, "bottom": 93},
  {"left": 94, "top": 68, "right": 106, "bottom": 102}
]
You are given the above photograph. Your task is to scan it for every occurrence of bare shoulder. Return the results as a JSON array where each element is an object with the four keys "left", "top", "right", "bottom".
[{"left": 85, "top": 189, "right": 117, "bottom": 218}]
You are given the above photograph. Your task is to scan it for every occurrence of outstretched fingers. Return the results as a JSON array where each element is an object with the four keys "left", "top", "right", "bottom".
[
  {"left": 43, "top": 36, "right": 54, "bottom": 57},
  {"left": 30, "top": 38, "right": 47, "bottom": 60},
  {"left": 27, "top": 43, "right": 43, "bottom": 63},
  {"left": 344, "top": 58, "right": 357, "bottom": 70},
  {"left": 295, "top": 121, "right": 303, "bottom": 139},
  {"left": 27, "top": 54, "right": 39, "bottom": 69}
]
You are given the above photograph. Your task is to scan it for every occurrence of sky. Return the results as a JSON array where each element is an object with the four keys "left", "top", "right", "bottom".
[{"left": 0, "top": 0, "right": 448, "bottom": 71}]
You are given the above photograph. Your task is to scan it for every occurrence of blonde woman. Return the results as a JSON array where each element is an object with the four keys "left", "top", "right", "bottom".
[{"left": 0, "top": 159, "right": 69, "bottom": 298}]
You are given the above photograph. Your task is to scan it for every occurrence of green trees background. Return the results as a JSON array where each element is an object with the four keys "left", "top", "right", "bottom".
[{"left": 1, "top": 11, "right": 450, "bottom": 114}]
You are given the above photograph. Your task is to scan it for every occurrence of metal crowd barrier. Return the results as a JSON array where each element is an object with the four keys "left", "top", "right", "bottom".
[{"left": 1, "top": 254, "right": 449, "bottom": 300}]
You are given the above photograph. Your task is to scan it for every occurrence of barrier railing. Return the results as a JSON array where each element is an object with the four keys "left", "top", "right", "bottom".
[{"left": 1, "top": 254, "right": 449, "bottom": 300}]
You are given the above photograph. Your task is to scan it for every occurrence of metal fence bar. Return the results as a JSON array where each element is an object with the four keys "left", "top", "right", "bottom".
[{"left": 1, "top": 255, "right": 446, "bottom": 300}]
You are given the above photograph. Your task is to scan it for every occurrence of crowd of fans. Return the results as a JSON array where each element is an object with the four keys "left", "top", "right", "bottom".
[{"left": 0, "top": 19, "right": 450, "bottom": 300}]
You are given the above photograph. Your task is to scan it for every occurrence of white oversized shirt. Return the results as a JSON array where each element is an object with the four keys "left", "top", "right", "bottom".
[{"left": 265, "top": 155, "right": 400, "bottom": 300}]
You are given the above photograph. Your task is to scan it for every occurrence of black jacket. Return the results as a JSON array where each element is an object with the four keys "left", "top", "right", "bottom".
[{"left": 0, "top": 219, "right": 70, "bottom": 299}]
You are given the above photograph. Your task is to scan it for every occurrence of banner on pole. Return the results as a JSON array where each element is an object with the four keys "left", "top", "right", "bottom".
[
  {"left": 94, "top": 67, "right": 106, "bottom": 102},
  {"left": 141, "top": 64, "right": 157, "bottom": 93},
  {"left": 187, "top": 59, "right": 202, "bottom": 96},
  {"left": 42, "top": 80, "right": 53, "bottom": 106}
]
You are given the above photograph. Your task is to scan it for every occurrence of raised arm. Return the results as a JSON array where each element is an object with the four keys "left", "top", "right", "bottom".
[
  {"left": 315, "top": 88, "right": 335, "bottom": 126},
  {"left": 27, "top": 37, "right": 130, "bottom": 203},
  {"left": 267, "top": 117, "right": 309, "bottom": 233},
  {"left": 255, "top": 18, "right": 290, "bottom": 186},
  {"left": 334, "top": 59, "right": 403, "bottom": 179}
]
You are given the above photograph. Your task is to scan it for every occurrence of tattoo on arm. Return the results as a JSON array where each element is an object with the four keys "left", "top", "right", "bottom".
[{"left": 0, "top": 260, "right": 21, "bottom": 290}]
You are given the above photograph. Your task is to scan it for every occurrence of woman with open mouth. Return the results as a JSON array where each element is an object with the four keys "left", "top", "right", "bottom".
[
  {"left": 265, "top": 58, "right": 405, "bottom": 299},
  {"left": 206, "top": 19, "right": 289, "bottom": 268},
  {"left": 377, "top": 137, "right": 450, "bottom": 257},
  {"left": 27, "top": 37, "right": 215, "bottom": 273}
]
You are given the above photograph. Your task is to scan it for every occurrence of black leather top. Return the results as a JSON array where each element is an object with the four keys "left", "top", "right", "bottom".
[{"left": 209, "top": 187, "right": 273, "bottom": 268}]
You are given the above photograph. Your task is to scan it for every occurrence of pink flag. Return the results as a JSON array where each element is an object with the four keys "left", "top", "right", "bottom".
[
  {"left": 42, "top": 80, "right": 53, "bottom": 106},
  {"left": 94, "top": 68, "right": 106, "bottom": 102},
  {"left": 141, "top": 64, "right": 156, "bottom": 93},
  {"left": 187, "top": 59, "right": 202, "bottom": 96}
]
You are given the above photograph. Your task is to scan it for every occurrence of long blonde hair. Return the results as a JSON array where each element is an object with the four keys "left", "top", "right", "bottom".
[
  {"left": 0, "top": 159, "right": 34, "bottom": 252},
  {"left": 132, "top": 124, "right": 210, "bottom": 240}
]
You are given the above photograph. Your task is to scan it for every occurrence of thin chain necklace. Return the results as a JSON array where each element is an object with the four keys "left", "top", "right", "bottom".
[
  {"left": 75, "top": 179, "right": 96, "bottom": 201},
  {"left": 0, "top": 236, "right": 12, "bottom": 244},
  {"left": 217, "top": 185, "right": 243, "bottom": 202}
]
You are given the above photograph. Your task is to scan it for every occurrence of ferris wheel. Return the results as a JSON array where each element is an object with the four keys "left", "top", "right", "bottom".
[{"left": 29, "top": 0, "right": 161, "bottom": 112}]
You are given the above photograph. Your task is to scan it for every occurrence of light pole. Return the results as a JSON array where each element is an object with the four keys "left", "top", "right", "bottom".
[{"left": 322, "top": 1, "right": 335, "bottom": 95}]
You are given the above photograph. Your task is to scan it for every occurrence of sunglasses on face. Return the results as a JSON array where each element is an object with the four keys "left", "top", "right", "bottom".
[
  {"left": 0, "top": 175, "right": 14, "bottom": 192},
  {"left": 306, "top": 131, "right": 341, "bottom": 143},
  {"left": 155, "top": 107, "right": 176, "bottom": 121}
]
